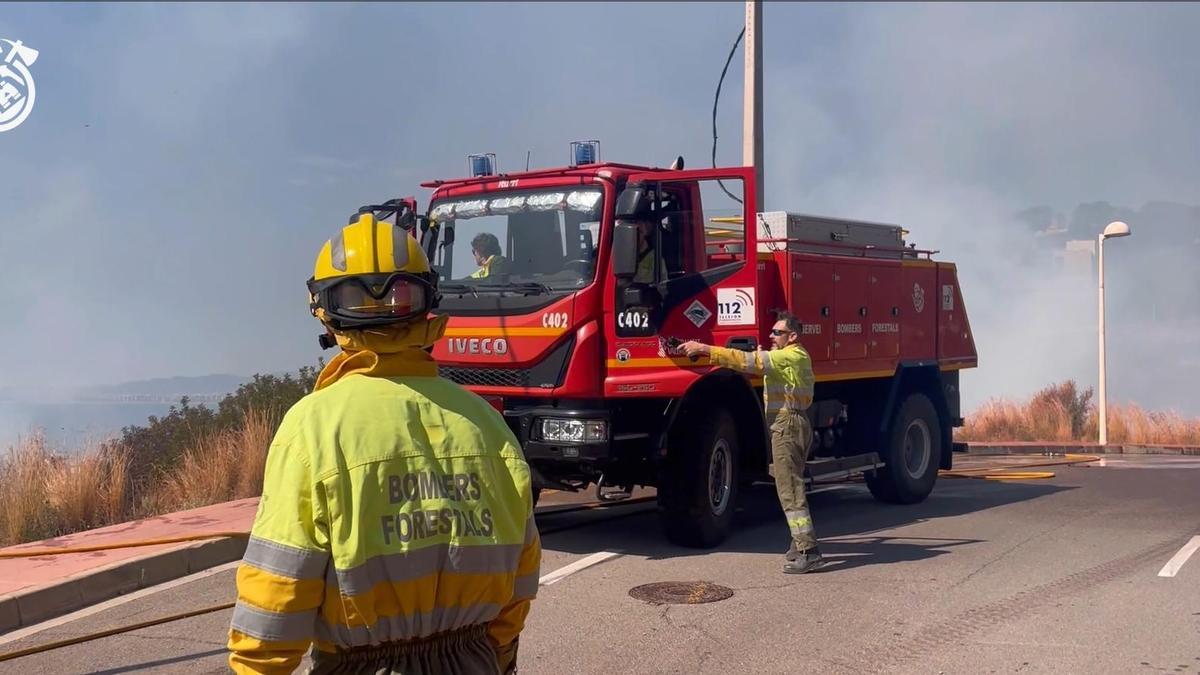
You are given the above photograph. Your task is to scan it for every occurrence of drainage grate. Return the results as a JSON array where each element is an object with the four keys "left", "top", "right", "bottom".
[{"left": 628, "top": 581, "right": 734, "bottom": 605}]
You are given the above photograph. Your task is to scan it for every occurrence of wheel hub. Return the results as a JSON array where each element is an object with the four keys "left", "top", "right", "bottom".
[
  {"left": 903, "top": 418, "right": 932, "bottom": 479},
  {"left": 708, "top": 438, "right": 732, "bottom": 516}
]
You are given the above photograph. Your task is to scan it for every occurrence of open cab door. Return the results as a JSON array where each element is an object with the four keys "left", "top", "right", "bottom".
[{"left": 610, "top": 167, "right": 761, "bottom": 342}]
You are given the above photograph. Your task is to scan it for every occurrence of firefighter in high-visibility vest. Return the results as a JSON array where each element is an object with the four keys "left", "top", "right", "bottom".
[
  {"left": 468, "top": 232, "right": 512, "bottom": 279},
  {"left": 227, "top": 213, "right": 540, "bottom": 674},
  {"left": 680, "top": 311, "right": 826, "bottom": 574},
  {"left": 632, "top": 217, "right": 668, "bottom": 284}
]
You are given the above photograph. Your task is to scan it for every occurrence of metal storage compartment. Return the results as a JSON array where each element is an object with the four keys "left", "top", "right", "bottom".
[{"left": 755, "top": 211, "right": 914, "bottom": 260}]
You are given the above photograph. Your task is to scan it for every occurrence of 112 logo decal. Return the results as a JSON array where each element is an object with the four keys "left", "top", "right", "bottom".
[{"left": 716, "top": 287, "right": 756, "bottom": 326}]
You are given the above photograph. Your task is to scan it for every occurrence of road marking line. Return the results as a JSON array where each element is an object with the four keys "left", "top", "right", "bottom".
[
  {"left": 1157, "top": 536, "right": 1200, "bottom": 578},
  {"left": 539, "top": 551, "right": 622, "bottom": 586},
  {"left": 0, "top": 561, "right": 241, "bottom": 646}
]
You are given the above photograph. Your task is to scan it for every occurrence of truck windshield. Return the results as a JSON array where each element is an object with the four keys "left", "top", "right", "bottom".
[{"left": 429, "top": 187, "right": 603, "bottom": 292}]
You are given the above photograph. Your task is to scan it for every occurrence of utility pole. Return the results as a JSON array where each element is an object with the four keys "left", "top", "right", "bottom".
[{"left": 743, "top": 0, "right": 764, "bottom": 211}]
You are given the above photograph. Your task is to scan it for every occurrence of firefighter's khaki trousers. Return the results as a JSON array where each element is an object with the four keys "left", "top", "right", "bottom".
[
  {"left": 770, "top": 408, "right": 818, "bottom": 552},
  {"left": 308, "top": 624, "right": 512, "bottom": 675}
]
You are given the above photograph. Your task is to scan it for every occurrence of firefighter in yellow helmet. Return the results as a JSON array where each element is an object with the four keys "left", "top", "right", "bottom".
[{"left": 227, "top": 213, "right": 540, "bottom": 675}]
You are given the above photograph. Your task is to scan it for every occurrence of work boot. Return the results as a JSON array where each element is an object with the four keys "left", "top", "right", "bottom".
[
  {"left": 783, "top": 546, "right": 825, "bottom": 574},
  {"left": 785, "top": 541, "right": 802, "bottom": 561}
]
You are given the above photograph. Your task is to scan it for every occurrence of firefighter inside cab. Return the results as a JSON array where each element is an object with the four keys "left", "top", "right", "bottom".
[
  {"left": 227, "top": 214, "right": 541, "bottom": 674},
  {"left": 632, "top": 216, "right": 668, "bottom": 284},
  {"left": 467, "top": 232, "right": 513, "bottom": 279}
]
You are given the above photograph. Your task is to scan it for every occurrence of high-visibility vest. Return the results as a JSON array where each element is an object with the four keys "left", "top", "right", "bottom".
[
  {"left": 634, "top": 246, "right": 667, "bottom": 284},
  {"left": 708, "top": 343, "right": 815, "bottom": 415},
  {"left": 469, "top": 255, "right": 510, "bottom": 279},
  {"left": 227, "top": 368, "right": 540, "bottom": 674}
]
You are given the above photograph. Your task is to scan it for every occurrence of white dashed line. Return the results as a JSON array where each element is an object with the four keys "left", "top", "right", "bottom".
[
  {"left": 1157, "top": 536, "right": 1200, "bottom": 578},
  {"left": 539, "top": 551, "right": 622, "bottom": 586}
]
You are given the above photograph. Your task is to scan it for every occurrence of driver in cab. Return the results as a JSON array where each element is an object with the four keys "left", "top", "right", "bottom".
[
  {"left": 468, "top": 232, "right": 513, "bottom": 279},
  {"left": 632, "top": 217, "right": 668, "bottom": 284}
]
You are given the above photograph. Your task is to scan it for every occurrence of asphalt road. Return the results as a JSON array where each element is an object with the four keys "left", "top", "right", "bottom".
[{"left": 2, "top": 454, "right": 1198, "bottom": 674}]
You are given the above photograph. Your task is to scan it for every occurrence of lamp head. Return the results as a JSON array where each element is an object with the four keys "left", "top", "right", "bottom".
[{"left": 1102, "top": 221, "right": 1131, "bottom": 239}]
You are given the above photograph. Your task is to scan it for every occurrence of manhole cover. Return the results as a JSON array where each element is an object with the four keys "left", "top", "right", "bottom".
[{"left": 628, "top": 581, "right": 734, "bottom": 605}]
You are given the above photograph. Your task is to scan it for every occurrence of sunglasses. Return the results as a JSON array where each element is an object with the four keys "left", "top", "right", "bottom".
[{"left": 770, "top": 329, "right": 792, "bottom": 337}]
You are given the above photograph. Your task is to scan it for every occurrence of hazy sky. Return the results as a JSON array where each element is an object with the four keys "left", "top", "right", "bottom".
[{"left": 2, "top": 2, "right": 1198, "bottom": 415}]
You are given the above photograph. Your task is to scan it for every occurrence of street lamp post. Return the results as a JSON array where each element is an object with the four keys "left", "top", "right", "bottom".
[{"left": 1097, "top": 220, "right": 1131, "bottom": 445}]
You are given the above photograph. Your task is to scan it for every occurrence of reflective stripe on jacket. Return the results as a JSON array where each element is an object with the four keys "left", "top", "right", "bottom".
[
  {"left": 708, "top": 343, "right": 815, "bottom": 415},
  {"left": 227, "top": 372, "right": 540, "bottom": 674}
]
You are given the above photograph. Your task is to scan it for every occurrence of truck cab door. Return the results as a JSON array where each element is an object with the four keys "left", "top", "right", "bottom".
[{"left": 610, "top": 167, "right": 760, "bottom": 354}]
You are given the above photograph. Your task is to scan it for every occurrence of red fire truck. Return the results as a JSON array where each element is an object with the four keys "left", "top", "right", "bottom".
[{"left": 372, "top": 145, "right": 977, "bottom": 547}]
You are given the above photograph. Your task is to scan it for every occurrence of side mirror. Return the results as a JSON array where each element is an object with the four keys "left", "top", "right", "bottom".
[
  {"left": 615, "top": 183, "right": 651, "bottom": 219},
  {"left": 613, "top": 221, "right": 639, "bottom": 279}
]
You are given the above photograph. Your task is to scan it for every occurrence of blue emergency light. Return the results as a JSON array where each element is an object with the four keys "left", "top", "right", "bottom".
[
  {"left": 570, "top": 140, "right": 600, "bottom": 166},
  {"left": 469, "top": 153, "right": 496, "bottom": 177}
]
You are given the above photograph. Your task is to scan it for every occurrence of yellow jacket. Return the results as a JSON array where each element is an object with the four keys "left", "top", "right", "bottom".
[
  {"left": 227, "top": 350, "right": 540, "bottom": 674},
  {"left": 633, "top": 245, "right": 667, "bottom": 284},
  {"left": 708, "top": 343, "right": 815, "bottom": 415},
  {"left": 469, "top": 255, "right": 512, "bottom": 279}
]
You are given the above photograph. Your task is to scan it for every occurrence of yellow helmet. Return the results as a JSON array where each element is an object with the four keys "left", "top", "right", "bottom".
[{"left": 307, "top": 213, "right": 440, "bottom": 331}]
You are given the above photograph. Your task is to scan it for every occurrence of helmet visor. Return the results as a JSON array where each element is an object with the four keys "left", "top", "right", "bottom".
[{"left": 320, "top": 273, "right": 433, "bottom": 324}]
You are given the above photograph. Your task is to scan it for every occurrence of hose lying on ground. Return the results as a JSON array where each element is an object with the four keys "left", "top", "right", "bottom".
[
  {"left": 0, "top": 454, "right": 1103, "bottom": 662},
  {"left": 0, "top": 532, "right": 250, "bottom": 559},
  {"left": 0, "top": 602, "right": 235, "bottom": 663},
  {"left": 938, "top": 453, "right": 1101, "bottom": 481},
  {"left": 2, "top": 457, "right": 1101, "bottom": 560},
  {"left": 0, "top": 497, "right": 657, "bottom": 559}
]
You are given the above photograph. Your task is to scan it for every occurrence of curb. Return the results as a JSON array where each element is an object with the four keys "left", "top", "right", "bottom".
[
  {"left": 0, "top": 535, "right": 246, "bottom": 633},
  {"left": 963, "top": 442, "right": 1200, "bottom": 456}
]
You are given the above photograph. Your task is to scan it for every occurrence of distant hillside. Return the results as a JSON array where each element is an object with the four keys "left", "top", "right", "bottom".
[{"left": 72, "top": 374, "right": 252, "bottom": 404}]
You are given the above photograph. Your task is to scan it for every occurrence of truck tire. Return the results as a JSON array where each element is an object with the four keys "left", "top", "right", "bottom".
[
  {"left": 658, "top": 409, "right": 740, "bottom": 548},
  {"left": 866, "top": 392, "right": 941, "bottom": 504}
]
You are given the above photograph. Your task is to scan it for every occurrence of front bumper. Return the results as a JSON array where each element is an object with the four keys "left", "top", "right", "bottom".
[{"left": 503, "top": 405, "right": 615, "bottom": 463}]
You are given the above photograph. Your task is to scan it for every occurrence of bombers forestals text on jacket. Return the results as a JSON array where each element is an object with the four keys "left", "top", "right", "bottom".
[{"left": 227, "top": 348, "right": 541, "bottom": 674}]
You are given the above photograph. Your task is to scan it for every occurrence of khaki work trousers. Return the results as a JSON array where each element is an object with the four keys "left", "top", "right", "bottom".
[
  {"left": 308, "top": 624, "right": 512, "bottom": 675},
  {"left": 769, "top": 409, "right": 818, "bottom": 552}
]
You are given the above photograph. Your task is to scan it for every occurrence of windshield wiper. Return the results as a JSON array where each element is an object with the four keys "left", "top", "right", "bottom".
[
  {"left": 475, "top": 281, "right": 555, "bottom": 295},
  {"left": 438, "top": 282, "right": 478, "bottom": 297}
]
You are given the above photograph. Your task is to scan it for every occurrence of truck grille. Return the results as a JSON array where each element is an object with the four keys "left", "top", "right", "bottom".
[
  {"left": 440, "top": 366, "right": 532, "bottom": 388},
  {"left": 438, "top": 337, "right": 575, "bottom": 390}
]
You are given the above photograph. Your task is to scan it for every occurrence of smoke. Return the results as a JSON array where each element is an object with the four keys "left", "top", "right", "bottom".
[
  {"left": 1, "top": 2, "right": 1197, "bottom": 423},
  {"left": 759, "top": 3, "right": 1200, "bottom": 416}
]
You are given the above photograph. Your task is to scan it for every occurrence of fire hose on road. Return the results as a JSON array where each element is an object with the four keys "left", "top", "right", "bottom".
[
  {"left": 937, "top": 453, "right": 1101, "bottom": 481},
  {"left": 0, "top": 454, "right": 1101, "bottom": 663},
  {"left": 0, "top": 455, "right": 1101, "bottom": 561}
]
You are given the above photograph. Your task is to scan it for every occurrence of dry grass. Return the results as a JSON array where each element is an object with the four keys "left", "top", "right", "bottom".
[
  {"left": 0, "top": 432, "right": 56, "bottom": 545},
  {"left": 1090, "top": 404, "right": 1200, "bottom": 446},
  {"left": 958, "top": 380, "right": 1200, "bottom": 445},
  {"left": 147, "top": 408, "right": 273, "bottom": 514},
  {"left": 0, "top": 433, "right": 131, "bottom": 545},
  {"left": 0, "top": 407, "right": 274, "bottom": 547}
]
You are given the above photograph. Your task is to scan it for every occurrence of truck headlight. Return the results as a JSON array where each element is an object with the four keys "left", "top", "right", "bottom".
[{"left": 539, "top": 418, "right": 607, "bottom": 442}]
